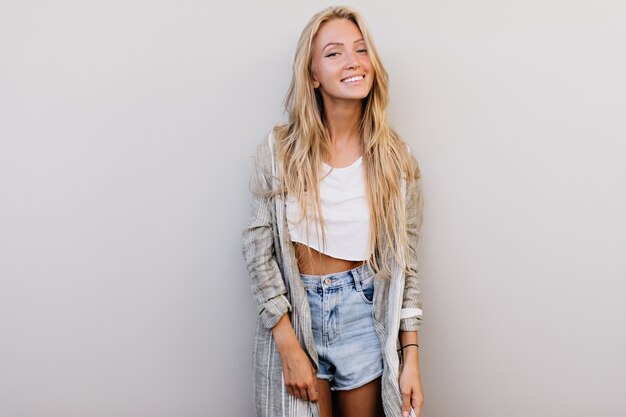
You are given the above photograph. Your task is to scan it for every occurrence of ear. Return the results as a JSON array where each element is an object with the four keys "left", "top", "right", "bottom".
[
  {"left": 311, "top": 64, "right": 320, "bottom": 89},
  {"left": 311, "top": 74, "right": 320, "bottom": 89}
]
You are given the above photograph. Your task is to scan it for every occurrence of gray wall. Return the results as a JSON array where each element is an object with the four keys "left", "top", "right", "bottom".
[{"left": 1, "top": 1, "right": 624, "bottom": 416}]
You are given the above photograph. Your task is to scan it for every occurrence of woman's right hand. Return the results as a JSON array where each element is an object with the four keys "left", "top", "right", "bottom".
[
  {"left": 280, "top": 344, "right": 318, "bottom": 402},
  {"left": 272, "top": 313, "right": 318, "bottom": 402}
]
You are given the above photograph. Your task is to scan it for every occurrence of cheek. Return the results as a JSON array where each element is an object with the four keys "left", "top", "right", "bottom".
[
  {"left": 318, "top": 65, "right": 338, "bottom": 82},
  {"left": 366, "top": 64, "right": 375, "bottom": 81},
  {"left": 363, "top": 58, "right": 373, "bottom": 71}
]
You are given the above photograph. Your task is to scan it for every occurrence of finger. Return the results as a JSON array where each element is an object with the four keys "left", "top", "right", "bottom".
[
  {"left": 412, "top": 393, "right": 423, "bottom": 416},
  {"left": 298, "top": 385, "right": 308, "bottom": 401},
  {"left": 291, "top": 386, "right": 302, "bottom": 400},
  {"left": 307, "top": 382, "right": 318, "bottom": 402},
  {"left": 401, "top": 389, "right": 412, "bottom": 417}
]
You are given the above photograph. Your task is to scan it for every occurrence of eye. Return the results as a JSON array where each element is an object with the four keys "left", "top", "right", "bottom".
[
  {"left": 325, "top": 52, "right": 340, "bottom": 58},
  {"left": 357, "top": 48, "right": 368, "bottom": 54}
]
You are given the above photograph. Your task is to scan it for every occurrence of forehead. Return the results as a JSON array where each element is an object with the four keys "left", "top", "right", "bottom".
[{"left": 313, "top": 19, "right": 364, "bottom": 49}]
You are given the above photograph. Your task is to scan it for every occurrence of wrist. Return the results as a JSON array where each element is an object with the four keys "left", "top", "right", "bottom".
[
  {"left": 276, "top": 336, "right": 302, "bottom": 357},
  {"left": 271, "top": 314, "right": 300, "bottom": 355},
  {"left": 402, "top": 350, "right": 419, "bottom": 365},
  {"left": 399, "top": 343, "right": 420, "bottom": 365}
]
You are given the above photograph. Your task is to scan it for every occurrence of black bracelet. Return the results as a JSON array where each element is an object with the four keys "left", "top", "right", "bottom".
[{"left": 396, "top": 343, "right": 419, "bottom": 352}]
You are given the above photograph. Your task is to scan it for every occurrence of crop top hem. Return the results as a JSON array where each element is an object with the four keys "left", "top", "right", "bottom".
[{"left": 291, "top": 237, "right": 371, "bottom": 262}]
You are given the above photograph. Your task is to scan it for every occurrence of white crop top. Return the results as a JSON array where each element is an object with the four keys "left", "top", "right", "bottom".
[{"left": 285, "top": 156, "right": 371, "bottom": 261}]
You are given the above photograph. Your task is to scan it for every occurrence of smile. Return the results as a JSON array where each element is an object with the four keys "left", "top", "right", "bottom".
[{"left": 340, "top": 75, "right": 365, "bottom": 84}]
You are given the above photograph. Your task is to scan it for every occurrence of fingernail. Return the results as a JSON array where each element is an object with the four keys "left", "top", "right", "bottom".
[{"left": 403, "top": 412, "right": 409, "bottom": 417}]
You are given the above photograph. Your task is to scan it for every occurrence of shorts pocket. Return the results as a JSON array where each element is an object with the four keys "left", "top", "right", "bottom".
[{"left": 356, "top": 275, "right": 375, "bottom": 304}]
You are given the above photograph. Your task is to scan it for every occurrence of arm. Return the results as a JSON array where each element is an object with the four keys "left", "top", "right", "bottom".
[
  {"left": 241, "top": 137, "right": 318, "bottom": 402},
  {"left": 272, "top": 313, "right": 318, "bottom": 401},
  {"left": 241, "top": 139, "right": 293, "bottom": 329},
  {"left": 399, "top": 175, "right": 425, "bottom": 417},
  {"left": 400, "top": 176, "right": 424, "bottom": 333},
  {"left": 399, "top": 329, "right": 423, "bottom": 417}
]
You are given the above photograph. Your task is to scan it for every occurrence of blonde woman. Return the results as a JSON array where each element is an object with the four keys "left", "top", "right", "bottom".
[{"left": 242, "top": 6, "right": 424, "bottom": 417}]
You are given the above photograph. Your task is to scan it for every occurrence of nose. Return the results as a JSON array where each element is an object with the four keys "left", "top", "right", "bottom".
[{"left": 345, "top": 51, "right": 360, "bottom": 70}]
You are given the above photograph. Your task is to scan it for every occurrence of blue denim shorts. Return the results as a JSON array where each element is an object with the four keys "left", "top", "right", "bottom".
[{"left": 300, "top": 263, "right": 383, "bottom": 391}]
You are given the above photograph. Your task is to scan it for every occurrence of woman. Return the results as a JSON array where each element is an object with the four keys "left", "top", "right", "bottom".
[{"left": 242, "top": 6, "right": 424, "bottom": 417}]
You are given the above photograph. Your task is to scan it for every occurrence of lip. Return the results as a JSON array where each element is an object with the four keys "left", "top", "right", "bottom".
[{"left": 340, "top": 74, "right": 366, "bottom": 84}]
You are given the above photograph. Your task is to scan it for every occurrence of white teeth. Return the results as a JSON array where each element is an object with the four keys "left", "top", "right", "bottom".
[{"left": 341, "top": 75, "right": 364, "bottom": 83}]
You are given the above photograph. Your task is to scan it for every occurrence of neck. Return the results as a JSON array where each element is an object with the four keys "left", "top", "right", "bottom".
[{"left": 321, "top": 97, "right": 363, "bottom": 148}]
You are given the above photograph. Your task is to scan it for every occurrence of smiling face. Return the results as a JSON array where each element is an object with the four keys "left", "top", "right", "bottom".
[{"left": 310, "top": 18, "right": 374, "bottom": 104}]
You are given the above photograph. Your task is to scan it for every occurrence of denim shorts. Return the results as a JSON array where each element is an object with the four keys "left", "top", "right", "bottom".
[{"left": 300, "top": 263, "right": 383, "bottom": 391}]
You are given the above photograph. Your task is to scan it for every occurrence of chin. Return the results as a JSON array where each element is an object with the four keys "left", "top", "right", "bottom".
[{"left": 339, "top": 89, "right": 371, "bottom": 99}]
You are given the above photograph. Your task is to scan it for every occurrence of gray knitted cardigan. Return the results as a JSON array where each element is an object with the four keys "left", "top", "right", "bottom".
[{"left": 242, "top": 131, "right": 424, "bottom": 417}]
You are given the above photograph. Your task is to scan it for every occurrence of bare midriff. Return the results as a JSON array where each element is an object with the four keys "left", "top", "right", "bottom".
[{"left": 294, "top": 242, "right": 365, "bottom": 276}]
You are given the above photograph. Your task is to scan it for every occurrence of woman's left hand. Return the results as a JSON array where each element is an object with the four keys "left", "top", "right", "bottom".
[{"left": 399, "top": 359, "right": 424, "bottom": 417}]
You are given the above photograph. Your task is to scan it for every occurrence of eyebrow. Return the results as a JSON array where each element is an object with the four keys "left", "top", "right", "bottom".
[{"left": 322, "top": 38, "right": 365, "bottom": 51}]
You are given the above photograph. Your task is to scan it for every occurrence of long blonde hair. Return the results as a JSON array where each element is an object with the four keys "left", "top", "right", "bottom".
[{"left": 273, "top": 5, "right": 420, "bottom": 277}]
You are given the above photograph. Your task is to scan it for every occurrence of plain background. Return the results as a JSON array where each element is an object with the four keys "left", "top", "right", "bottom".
[{"left": 1, "top": 1, "right": 625, "bottom": 416}]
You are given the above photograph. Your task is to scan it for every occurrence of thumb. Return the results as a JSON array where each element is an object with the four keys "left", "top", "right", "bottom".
[{"left": 401, "top": 389, "right": 412, "bottom": 417}]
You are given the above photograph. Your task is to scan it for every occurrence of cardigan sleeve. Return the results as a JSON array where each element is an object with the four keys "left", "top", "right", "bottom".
[
  {"left": 241, "top": 137, "right": 292, "bottom": 330},
  {"left": 400, "top": 175, "right": 424, "bottom": 332}
]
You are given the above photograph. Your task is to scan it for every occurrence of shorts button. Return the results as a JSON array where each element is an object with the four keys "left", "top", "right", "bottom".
[{"left": 324, "top": 278, "right": 331, "bottom": 285}]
